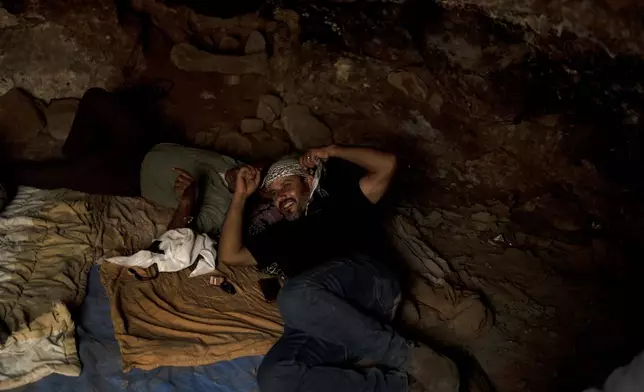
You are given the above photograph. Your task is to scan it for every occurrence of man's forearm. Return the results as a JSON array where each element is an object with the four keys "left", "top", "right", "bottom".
[
  {"left": 168, "top": 200, "right": 193, "bottom": 230},
  {"left": 219, "top": 197, "right": 247, "bottom": 263},
  {"left": 328, "top": 146, "right": 397, "bottom": 203},
  {"left": 330, "top": 146, "right": 396, "bottom": 175}
]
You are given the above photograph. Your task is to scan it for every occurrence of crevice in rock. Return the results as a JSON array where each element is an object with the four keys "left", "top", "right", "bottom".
[{"left": 165, "top": 0, "right": 265, "bottom": 18}]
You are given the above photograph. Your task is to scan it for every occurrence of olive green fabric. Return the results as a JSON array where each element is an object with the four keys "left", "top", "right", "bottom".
[{"left": 140, "top": 143, "right": 240, "bottom": 235}]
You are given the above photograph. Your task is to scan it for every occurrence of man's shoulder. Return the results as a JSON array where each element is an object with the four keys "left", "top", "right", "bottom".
[
  {"left": 315, "top": 159, "right": 373, "bottom": 212},
  {"left": 318, "top": 159, "right": 362, "bottom": 195},
  {"left": 324, "top": 158, "right": 364, "bottom": 180}
]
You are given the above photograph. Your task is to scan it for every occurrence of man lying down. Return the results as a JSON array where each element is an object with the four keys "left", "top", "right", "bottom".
[
  {"left": 139, "top": 143, "right": 263, "bottom": 234},
  {"left": 2, "top": 86, "right": 463, "bottom": 391},
  {"left": 3, "top": 87, "right": 274, "bottom": 237},
  {"left": 218, "top": 144, "right": 460, "bottom": 392}
]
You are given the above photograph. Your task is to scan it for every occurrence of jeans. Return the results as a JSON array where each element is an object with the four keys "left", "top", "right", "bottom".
[{"left": 257, "top": 256, "right": 411, "bottom": 392}]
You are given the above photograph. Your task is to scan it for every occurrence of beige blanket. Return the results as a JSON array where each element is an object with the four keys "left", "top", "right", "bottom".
[
  {"left": 0, "top": 187, "right": 170, "bottom": 389},
  {"left": 99, "top": 209, "right": 489, "bottom": 371},
  {"left": 0, "top": 188, "right": 92, "bottom": 389},
  {"left": 100, "top": 262, "right": 284, "bottom": 371},
  {"left": 0, "top": 183, "right": 281, "bottom": 382},
  {"left": 95, "top": 179, "right": 284, "bottom": 371}
]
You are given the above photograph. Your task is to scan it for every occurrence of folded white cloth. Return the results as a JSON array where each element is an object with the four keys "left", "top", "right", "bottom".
[{"left": 106, "top": 228, "right": 217, "bottom": 277}]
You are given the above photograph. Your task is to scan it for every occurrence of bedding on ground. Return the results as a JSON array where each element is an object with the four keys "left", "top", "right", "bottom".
[
  {"left": 10, "top": 265, "right": 264, "bottom": 392},
  {"left": 0, "top": 185, "right": 283, "bottom": 389}
]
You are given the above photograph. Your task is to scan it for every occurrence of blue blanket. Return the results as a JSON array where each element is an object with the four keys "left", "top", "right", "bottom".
[{"left": 11, "top": 265, "right": 263, "bottom": 392}]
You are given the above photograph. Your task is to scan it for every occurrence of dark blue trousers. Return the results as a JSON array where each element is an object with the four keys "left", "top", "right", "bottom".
[{"left": 258, "top": 256, "right": 411, "bottom": 392}]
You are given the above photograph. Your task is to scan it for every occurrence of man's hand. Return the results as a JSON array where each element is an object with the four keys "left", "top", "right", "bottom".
[
  {"left": 307, "top": 146, "right": 397, "bottom": 204},
  {"left": 168, "top": 168, "right": 198, "bottom": 230},
  {"left": 300, "top": 145, "right": 337, "bottom": 169},
  {"left": 172, "top": 168, "right": 198, "bottom": 205},
  {"left": 234, "top": 166, "right": 260, "bottom": 201}
]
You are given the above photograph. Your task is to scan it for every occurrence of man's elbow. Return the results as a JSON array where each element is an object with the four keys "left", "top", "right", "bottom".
[
  {"left": 378, "top": 152, "right": 397, "bottom": 181},
  {"left": 218, "top": 249, "right": 237, "bottom": 265},
  {"left": 219, "top": 256, "right": 236, "bottom": 266},
  {"left": 218, "top": 249, "right": 255, "bottom": 266},
  {"left": 387, "top": 153, "right": 397, "bottom": 176}
]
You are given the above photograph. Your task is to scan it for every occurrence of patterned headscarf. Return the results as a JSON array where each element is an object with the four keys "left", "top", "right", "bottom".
[{"left": 262, "top": 158, "right": 310, "bottom": 188}]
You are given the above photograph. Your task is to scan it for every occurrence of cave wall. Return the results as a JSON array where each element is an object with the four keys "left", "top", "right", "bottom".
[
  {"left": 0, "top": 0, "right": 142, "bottom": 102},
  {"left": 2, "top": 0, "right": 642, "bottom": 236},
  {"left": 1, "top": 0, "right": 644, "bottom": 391},
  {"left": 433, "top": 0, "right": 644, "bottom": 56},
  {"left": 265, "top": 0, "right": 644, "bottom": 240}
]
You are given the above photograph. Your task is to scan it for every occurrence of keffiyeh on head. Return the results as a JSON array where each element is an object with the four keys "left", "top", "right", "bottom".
[{"left": 262, "top": 158, "right": 310, "bottom": 188}]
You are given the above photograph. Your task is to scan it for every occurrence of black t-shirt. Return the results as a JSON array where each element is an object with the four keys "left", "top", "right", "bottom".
[{"left": 246, "top": 158, "right": 381, "bottom": 277}]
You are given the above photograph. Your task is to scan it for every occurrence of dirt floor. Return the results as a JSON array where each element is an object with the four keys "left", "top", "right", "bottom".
[{"left": 2, "top": 1, "right": 644, "bottom": 391}]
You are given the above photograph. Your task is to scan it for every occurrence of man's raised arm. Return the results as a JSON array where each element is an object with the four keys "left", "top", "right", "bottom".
[
  {"left": 301, "top": 145, "right": 397, "bottom": 203},
  {"left": 218, "top": 166, "right": 258, "bottom": 266}
]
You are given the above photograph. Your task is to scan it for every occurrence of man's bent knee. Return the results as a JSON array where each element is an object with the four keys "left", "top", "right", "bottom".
[{"left": 257, "top": 359, "right": 303, "bottom": 392}]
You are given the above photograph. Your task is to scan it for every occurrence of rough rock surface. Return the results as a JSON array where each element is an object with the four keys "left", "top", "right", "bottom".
[
  {"left": 0, "top": 7, "right": 18, "bottom": 27},
  {"left": 244, "top": 31, "right": 266, "bottom": 54},
  {"left": 171, "top": 43, "right": 268, "bottom": 75},
  {"left": 387, "top": 71, "right": 428, "bottom": 101},
  {"left": 223, "top": 75, "right": 241, "bottom": 86},
  {"left": 249, "top": 134, "right": 290, "bottom": 160},
  {"left": 7, "top": 135, "right": 64, "bottom": 161},
  {"left": 194, "top": 131, "right": 216, "bottom": 148},
  {"left": 44, "top": 99, "right": 80, "bottom": 141},
  {"left": 256, "top": 95, "right": 284, "bottom": 124},
  {"left": 218, "top": 36, "right": 241, "bottom": 52},
  {"left": 434, "top": 0, "right": 644, "bottom": 57},
  {"left": 0, "top": 88, "right": 45, "bottom": 143},
  {"left": 131, "top": 0, "right": 271, "bottom": 47},
  {"left": 272, "top": 120, "right": 284, "bottom": 130},
  {"left": 213, "top": 131, "right": 252, "bottom": 159},
  {"left": 240, "top": 118, "right": 264, "bottom": 134},
  {"left": 0, "top": 3, "right": 139, "bottom": 101},
  {"left": 281, "top": 105, "right": 333, "bottom": 150},
  {"left": 131, "top": 0, "right": 192, "bottom": 43}
]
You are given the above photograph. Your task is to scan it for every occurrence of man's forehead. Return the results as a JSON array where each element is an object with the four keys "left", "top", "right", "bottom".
[{"left": 270, "top": 175, "right": 299, "bottom": 189}]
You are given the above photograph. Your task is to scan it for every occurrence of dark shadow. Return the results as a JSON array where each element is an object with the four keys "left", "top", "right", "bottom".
[
  {"left": 548, "top": 238, "right": 644, "bottom": 391},
  {"left": 400, "top": 0, "right": 445, "bottom": 54},
  {"left": 164, "top": 0, "right": 265, "bottom": 18},
  {"left": 114, "top": 80, "right": 185, "bottom": 146},
  {"left": 492, "top": 52, "right": 644, "bottom": 194},
  {"left": 2, "top": 0, "right": 27, "bottom": 14},
  {"left": 400, "top": 323, "right": 498, "bottom": 392},
  {"left": 0, "top": 318, "right": 9, "bottom": 345}
]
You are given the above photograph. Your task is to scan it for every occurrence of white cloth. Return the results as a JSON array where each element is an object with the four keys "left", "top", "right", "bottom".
[
  {"left": 583, "top": 350, "right": 644, "bottom": 392},
  {"left": 106, "top": 228, "right": 217, "bottom": 277},
  {"left": 0, "top": 303, "right": 80, "bottom": 391}
]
